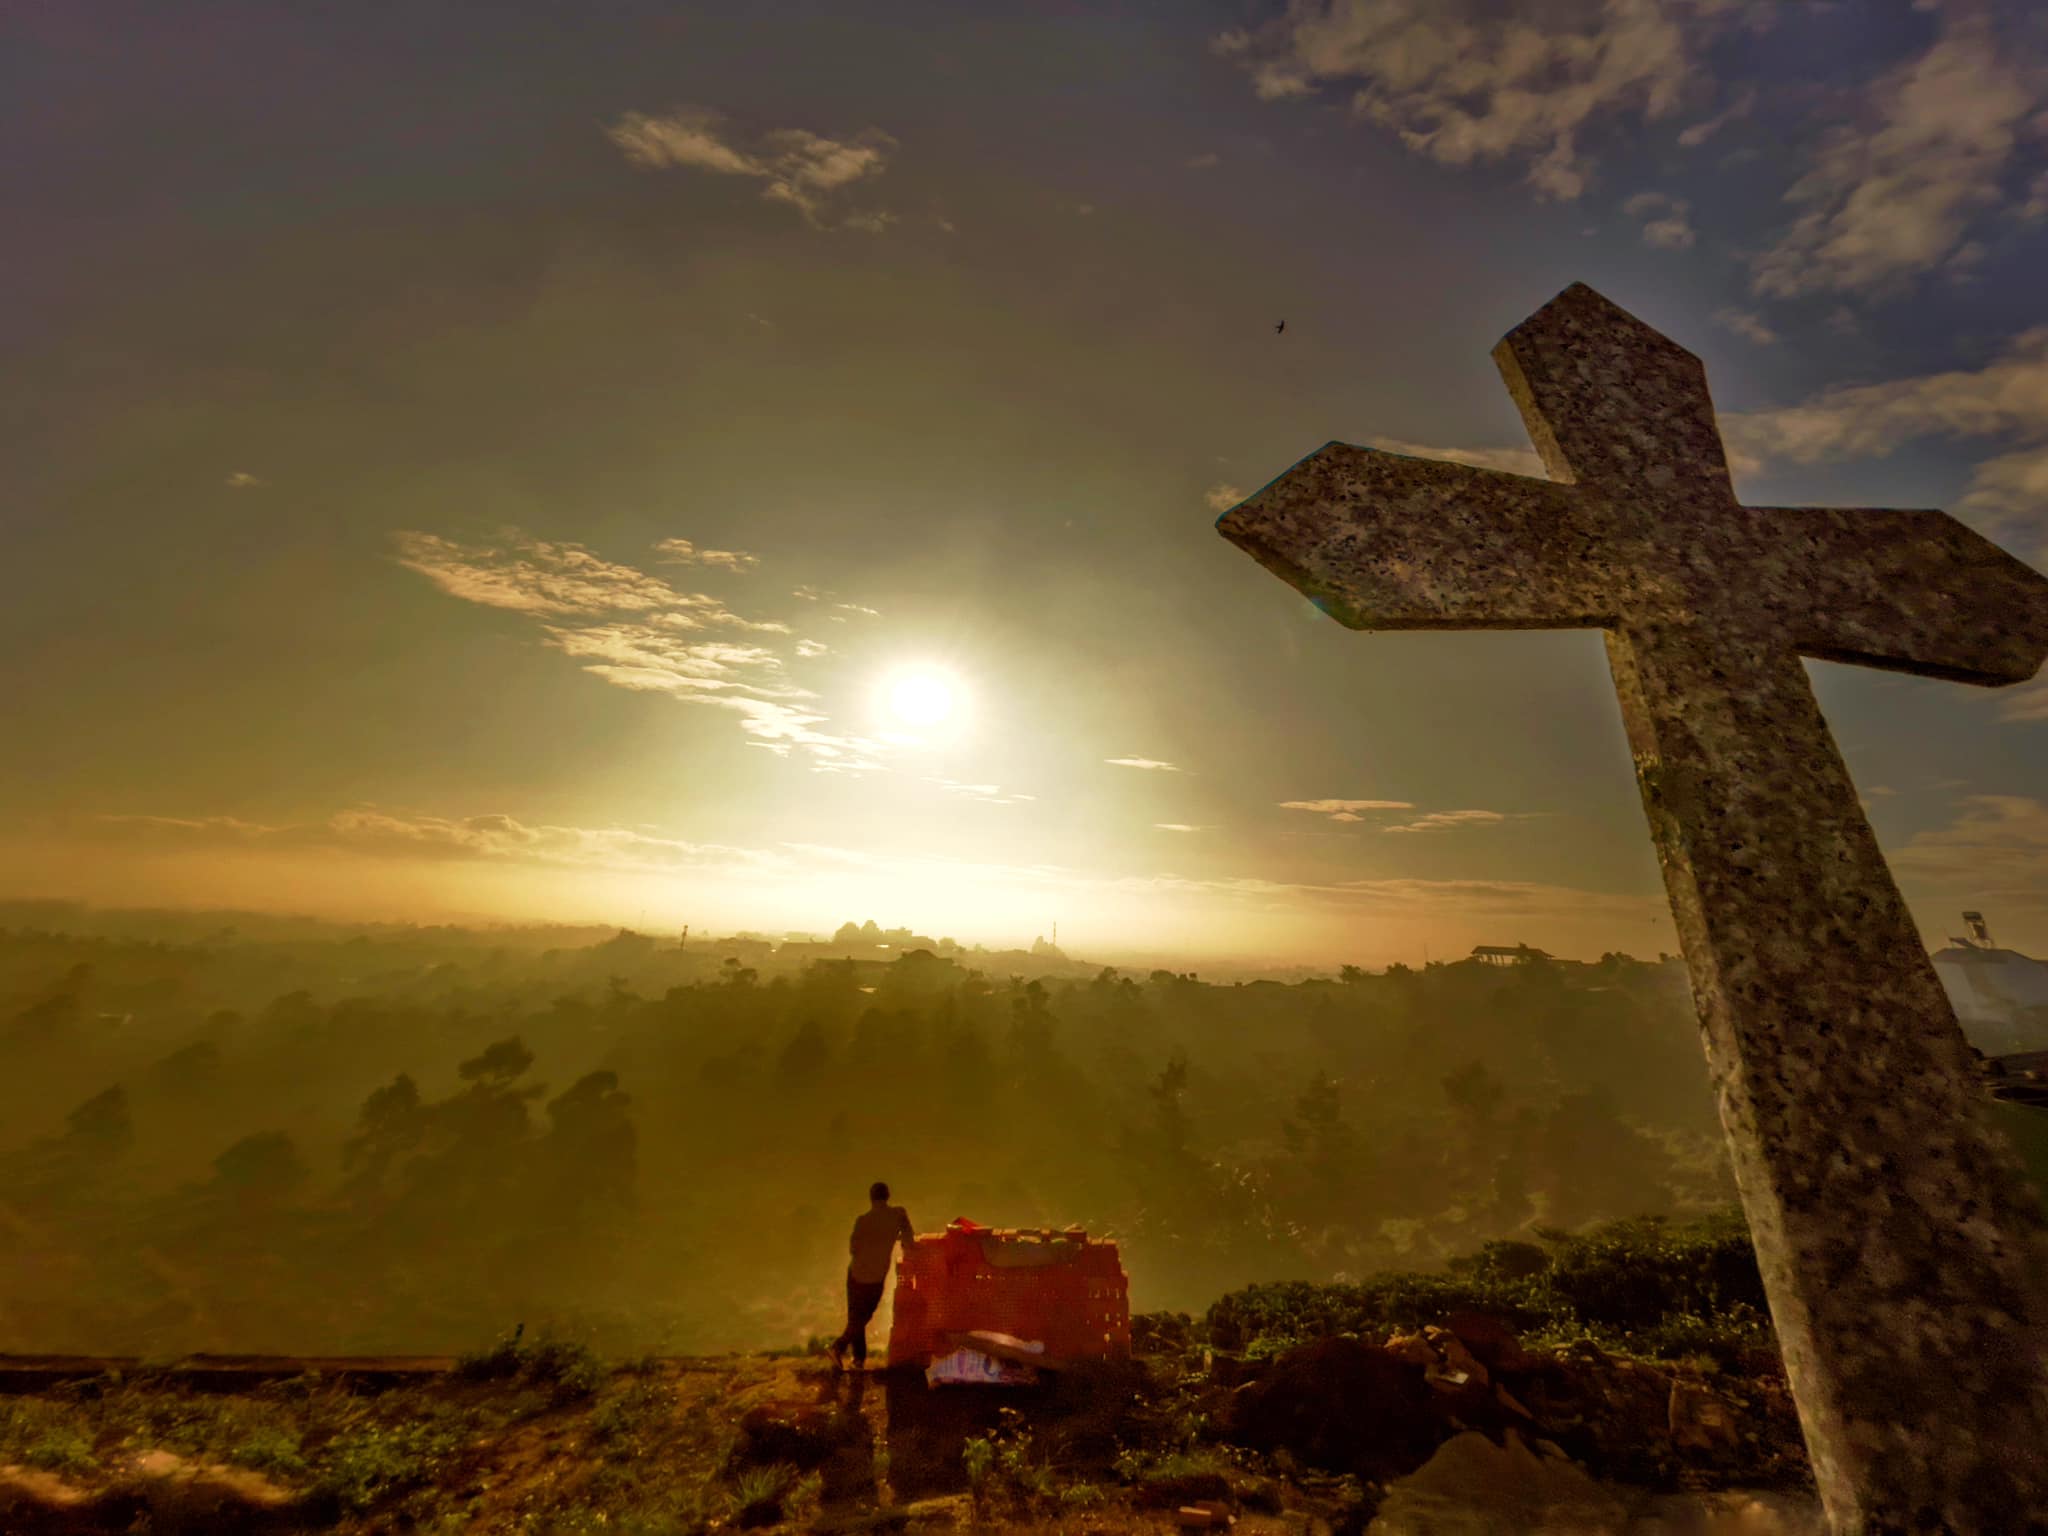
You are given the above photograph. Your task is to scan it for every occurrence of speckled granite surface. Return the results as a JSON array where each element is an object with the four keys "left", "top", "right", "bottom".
[{"left": 1218, "top": 283, "right": 2048, "bottom": 1535}]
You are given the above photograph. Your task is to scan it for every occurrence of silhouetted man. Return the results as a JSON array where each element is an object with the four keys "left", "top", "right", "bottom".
[{"left": 831, "top": 1180, "right": 913, "bottom": 1372}]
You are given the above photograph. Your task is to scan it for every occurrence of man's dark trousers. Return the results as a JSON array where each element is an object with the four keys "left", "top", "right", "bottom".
[{"left": 837, "top": 1274, "right": 886, "bottom": 1366}]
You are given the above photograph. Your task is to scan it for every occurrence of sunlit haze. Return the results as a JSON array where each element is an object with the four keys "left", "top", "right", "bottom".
[{"left": 5, "top": 2, "right": 2048, "bottom": 971}]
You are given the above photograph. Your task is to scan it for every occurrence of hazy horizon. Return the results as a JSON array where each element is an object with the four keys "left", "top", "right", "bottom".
[
  {"left": 0, "top": 889, "right": 1691, "bottom": 977},
  {"left": 7, "top": 3, "right": 2048, "bottom": 969}
]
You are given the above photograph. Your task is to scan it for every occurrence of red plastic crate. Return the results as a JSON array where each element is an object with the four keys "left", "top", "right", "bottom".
[{"left": 887, "top": 1220, "right": 1131, "bottom": 1368}]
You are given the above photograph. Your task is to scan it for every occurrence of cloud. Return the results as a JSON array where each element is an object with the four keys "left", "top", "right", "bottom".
[
  {"left": 392, "top": 531, "right": 688, "bottom": 617},
  {"left": 795, "top": 639, "right": 829, "bottom": 659},
  {"left": 606, "top": 106, "right": 896, "bottom": 232},
  {"left": 925, "top": 779, "right": 1036, "bottom": 805},
  {"left": 1751, "top": 15, "right": 2046, "bottom": 297},
  {"left": 1280, "top": 798, "right": 1416, "bottom": 823},
  {"left": 1384, "top": 809, "right": 1512, "bottom": 833},
  {"left": 224, "top": 471, "right": 264, "bottom": 489},
  {"left": 653, "top": 537, "right": 760, "bottom": 572},
  {"left": 1213, "top": 0, "right": 1752, "bottom": 201},
  {"left": 394, "top": 530, "right": 881, "bottom": 769},
  {"left": 1892, "top": 795, "right": 2048, "bottom": 905},
  {"left": 1154, "top": 823, "right": 1206, "bottom": 833},
  {"left": 1624, "top": 190, "right": 1696, "bottom": 249},
  {"left": 97, "top": 809, "right": 777, "bottom": 876},
  {"left": 1714, "top": 307, "right": 1778, "bottom": 346},
  {"left": 2020, "top": 170, "right": 2048, "bottom": 223},
  {"left": 2000, "top": 683, "right": 2048, "bottom": 723},
  {"left": 1205, "top": 482, "right": 1248, "bottom": 512},
  {"left": 1676, "top": 84, "right": 1755, "bottom": 148},
  {"left": 1721, "top": 327, "right": 2048, "bottom": 533},
  {"left": 1107, "top": 758, "right": 1182, "bottom": 772},
  {"left": 1186, "top": 152, "right": 1223, "bottom": 170},
  {"left": 1364, "top": 438, "right": 1547, "bottom": 478}
]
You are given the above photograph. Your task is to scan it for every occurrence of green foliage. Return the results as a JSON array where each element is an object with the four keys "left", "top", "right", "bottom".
[
  {"left": 229, "top": 1423, "right": 309, "bottom": 1478},
  {"left": 731, "top": 1463, "right": 794, "bottom": 1507},
  {"left": 456, "top": 1328, "right": 607, "bottom": 1402},
  {"left": 1206, "top": 1208, "right": 1773, "bottom": 1366},
  {"left": 1543, "top": 1209, "right": 1766, "bottom": 1331},
  {"left": 0, "top": 909, "right": 1754, "bottom": 1354},
  {"left": 22, "top": 1425, "right": 97, "bottom": 1474},
  {"left": 961, "top": 1435, "right": 995, "bottom": 1492},
  {"left": 314, "top": 1418, "right": 461, "bottom": 1512},
  {"left": 0, "top": 1399, "right": 98, "bottom": 1476}
]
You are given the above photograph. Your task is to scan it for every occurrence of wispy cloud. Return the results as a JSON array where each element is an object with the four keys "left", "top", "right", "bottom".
[
  {"left": 1751, "top": 14, "right": 2046, "bottom": 298},
  {"left": 1676, "top": 85, "right": 1755, "bottom": 149},
  {"left": 1892, "top": 795, "right": 2048, "bottom": 906},
  {"left": 1280, "top": 799, "right": 1415, "bottom": 824},
  {"left": 1714, "top": 308, "right": 1778, "bottom": 346},
  {"left": 393, "top": 530, "right": 880, "bottom": 769},
  {"left": 97, "top": 809, "right": 777, "bottom": 876},
  {"left": 925, "top": 779, "right": 1037, "bottom": 806},
  {"left": 1154, "top": 823, "right": 1207, "bottom": 833},
  {"left": 1205, "top": 482, "right": 1247, "bottom": 512},
  {"left": 224, "top": 471, "right": 264, "bottom": 489},
  {"left": 1624, "top": 191, "right": 1696, "bottom": 250},
  {"left": 1213, "top": 0, "right": 1756, "bottom": 201},
  {"left": 606, "top": 106, "right": 896, "bottom": 232},
  {"left": 1365, "top": 439, "right": 1547, "bottom": 478},
  {"left": 1185, "top": 152, "right": 1222, "bottom": 170},
  {"left": 1384, "top": 809, "right": 1513, "bottom": 833},
  {"left": 653, "top": 537, "right": 759, "bottom": 572},
  {"left": 394, "top": 532, "right": 684, "bottom": 617},
  {"left": 2000, "top": 683, "right": 2048, "bottom": 724},
  {"left": 1107, "top": 758, "right": 1182, "bottom": 772},
  {"left": 1721, "top": 327, "right": 2048, "bottom": 535}
]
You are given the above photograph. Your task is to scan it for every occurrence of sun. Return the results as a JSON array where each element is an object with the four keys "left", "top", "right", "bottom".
[{"left": 887, "top": 670, "right": 957, "bottom": 729}]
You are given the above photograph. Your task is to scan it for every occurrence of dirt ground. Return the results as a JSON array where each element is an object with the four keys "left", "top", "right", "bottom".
[{"left": 0, "top": 1342, "right": 1817, "bottom": 1536}]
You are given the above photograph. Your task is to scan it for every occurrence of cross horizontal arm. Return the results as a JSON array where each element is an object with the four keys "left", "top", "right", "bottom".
[
  {"left": 1753, "top": 505, "right": 2048, "bottom": 685},
  {"left": 1216, "top": 442, "right": 1618, "bottom": 630}
]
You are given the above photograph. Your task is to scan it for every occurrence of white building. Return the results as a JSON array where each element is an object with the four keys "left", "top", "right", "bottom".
[{"left": 1931, "top": 912, "right": 2048, "bottom": 1056}]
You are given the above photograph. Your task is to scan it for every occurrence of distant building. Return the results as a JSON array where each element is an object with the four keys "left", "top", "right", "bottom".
[
  {"left": 1469, "top": 943, "right": 1553, "bottom": 967},
  {"left": 1931, "top": 912, "right": 2048, "bottom": 1055}
]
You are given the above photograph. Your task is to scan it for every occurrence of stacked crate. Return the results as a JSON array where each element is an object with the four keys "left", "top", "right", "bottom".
[{"left": 887, "top": 1220, "right": 1131, "bottom": 1368}]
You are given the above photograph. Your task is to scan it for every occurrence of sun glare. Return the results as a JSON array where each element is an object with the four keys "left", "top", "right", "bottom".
[{"left": 888, "top": 671, "right": 957, "bottom": 729}]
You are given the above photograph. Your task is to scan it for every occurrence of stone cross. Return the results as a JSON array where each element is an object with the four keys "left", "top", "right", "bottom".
[{"left": 1217, "top": 283, "right": 2048, "bottom": 1534}]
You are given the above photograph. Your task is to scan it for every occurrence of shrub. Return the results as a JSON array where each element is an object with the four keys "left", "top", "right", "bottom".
[
  {"left": 455, "top": 1326, "right": 606, "bottom": 1402},
  {"left": 1204, "top": 1207, "right": 1774, "bottom": 1366},
  {"left": 1543, "top": 1211, "right": 1766, "bottom": 1332}
]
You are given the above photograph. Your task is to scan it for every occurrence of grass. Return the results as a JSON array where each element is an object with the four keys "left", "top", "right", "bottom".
[
  {"left": 456, "top": 1326, "right": 609, "bottom": 1402},
  {"left": 228, "top": 1423, "right": 309, "bottom": 1477},
  {"left": 313, "top": 1415, "right": 465, "bottom": 1513},
  {"left": 1202, "top": 1207, "right": 1774, "bottom": 1368}
]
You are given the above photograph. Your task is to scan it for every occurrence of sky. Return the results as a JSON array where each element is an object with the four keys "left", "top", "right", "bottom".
[{"left": 5, "top": 0, "right": 2048, "bottom": 968}]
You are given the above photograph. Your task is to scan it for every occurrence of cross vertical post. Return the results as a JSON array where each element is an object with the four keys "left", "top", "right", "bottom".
[{"left": 1218, "top": 282, "right": 2048, "bottom": 1534}]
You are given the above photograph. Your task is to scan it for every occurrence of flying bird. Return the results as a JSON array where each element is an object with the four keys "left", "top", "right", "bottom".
[{"left": 1275, "top": 320, "right": 1285, "bottom": 335}]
